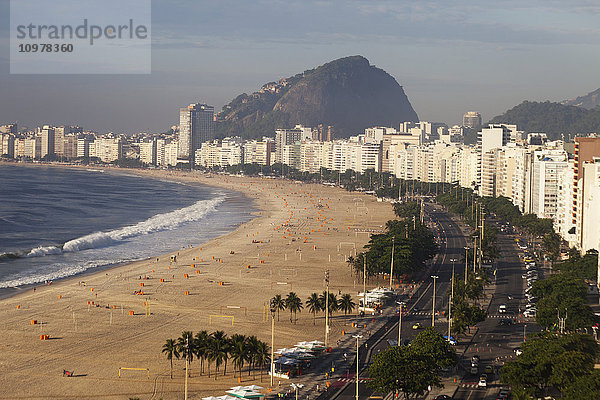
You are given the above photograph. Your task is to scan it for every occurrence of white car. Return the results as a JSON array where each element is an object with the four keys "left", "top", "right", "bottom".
[
  {"left": 478, "top": 374, "right": 488, "bottom": 387},
  {"left": 498, "top": 304, "right": 507, "bottom": 313}
]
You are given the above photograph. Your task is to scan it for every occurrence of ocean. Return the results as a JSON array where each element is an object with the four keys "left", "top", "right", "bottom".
[{"left": 0, "top": 164, "right": 256, "bottom": 297}]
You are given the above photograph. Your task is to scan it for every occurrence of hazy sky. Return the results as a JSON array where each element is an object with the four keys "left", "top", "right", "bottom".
[{"left": 1, "top": 0, "right": 599, "bottom": 133}]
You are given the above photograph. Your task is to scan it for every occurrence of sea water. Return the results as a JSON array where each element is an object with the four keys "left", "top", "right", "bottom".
[{"left": 0, "top": 164, "right": 255, "bottom": 296}]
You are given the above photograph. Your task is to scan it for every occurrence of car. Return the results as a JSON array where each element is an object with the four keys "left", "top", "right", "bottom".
[
  {"left": 499, "top": 304, "right": 507, "bottom": 313},
  {"left": 507, "top": 294, "right": 514, "bottom": 300},
  {"left": 514, "top": 348, "right": 523, "bottom": 356},
  {"left": 497, "top": 389, "right": 511, "bottom": 399},
  {"left": 444, "top": 335, "right": 457, "bottom": 345},
  {"left": 470, "top": 365, "right": 479, "bottom": 375},
  {"left": 524, "top": 310, "right": 536, "bottom": 318},
  {"left": 478, "top": 374, "right": 488, "bottom": 387},
  {"left": 434, "top": 396, "right": 452, "bottom": 400},
  {"left": 485, "top": 365, "right": 494, "bottom": 374},
  {"left": 499, "top": 318, "right": 513, "bottom": 326},
  {"left": 471, "top": 355, "right": 480, "bottom": 363},
  {"left": 412, "top": 322, "right": 422, "bottom": 330}
]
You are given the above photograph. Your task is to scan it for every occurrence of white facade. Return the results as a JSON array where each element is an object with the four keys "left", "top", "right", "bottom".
[
  {"left": 580, "top": 158, "right": 600, "bottom": 252},
  {"left": 531, "top": 149, "right": 569, "bottom": 219}
]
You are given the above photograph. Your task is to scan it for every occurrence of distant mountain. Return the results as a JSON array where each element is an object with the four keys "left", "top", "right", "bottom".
[
  {"left": 489, "top": 101, "right": 600, "bottom": 139},
  {"left": 561, "top": 88, "right": 600, "bottom": 109},
  {"left": 215, "top": 56, "right": 418, "bottom": 139}
]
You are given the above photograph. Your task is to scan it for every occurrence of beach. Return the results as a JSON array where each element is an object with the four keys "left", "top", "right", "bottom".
[{"left": 0, "top": 168, "right": 395, "bottom": 399}]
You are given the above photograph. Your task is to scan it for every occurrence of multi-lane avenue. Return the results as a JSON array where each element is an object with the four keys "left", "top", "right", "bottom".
[{"left": 328, "top": 201, "right": 538, "bottom": 400}]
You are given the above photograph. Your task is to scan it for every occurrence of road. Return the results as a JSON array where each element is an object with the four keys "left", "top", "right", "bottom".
[
  {"left": 332, "top": 202, "right": 470, "bottom": 400},
  {"left": 323, "top": 205, "right": 540, "bottom": 400}
]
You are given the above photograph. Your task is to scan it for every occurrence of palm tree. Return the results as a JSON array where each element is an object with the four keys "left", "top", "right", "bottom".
[
  {"left": 319, "top": 291, "right": 338, "bottom": 317},
  {"left": 245, "top": 335, "right": 260, "bottom": 377},
  {"left": 253, "top": 340, "right": 270, "bottom": 382},
  {"left": 194, "top": 330, "right": 209, "bottom": 375},
  {"left": 162, "top": 338, "right": 179, "bottom": 379},
  {"left": 271, "top": 294, "right": 285, "bottom": 321},
  {"left": 339, "top": 293, "right": 356, "bottom": 318},
  {"left": 177, "top": 331, "right": 194, "bottom": 377},
  {"left": 229, "top": 334, "right": 247, "bottom": 378},
  {"left": 285, "top": 292, "right": 303, "bottom": 324},
  {"left": 306, "top": 292, "right": 322, "bottom": 325},
  {"left": 209, "top": 330, "right": 230, "bottom": 379}
]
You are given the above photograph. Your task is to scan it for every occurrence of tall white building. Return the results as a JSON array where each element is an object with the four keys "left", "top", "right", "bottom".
[
  {"left": 580, "top": 157, "right": 600, "bottom": 252},
  {"left": 243, "top": 140, "right": 272, "bottom": 166},
  {"left": 531, "top": 148, "right": 569, "bottom": 220},
  {"left": 178, "top": 103, "right": 214, "bottom": 163},
  {"left": 275, "top": 125, "right": 312, "bottom": 164}
]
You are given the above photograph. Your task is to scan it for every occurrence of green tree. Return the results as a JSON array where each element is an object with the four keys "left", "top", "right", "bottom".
[
  {"left": 177, "top": 331, "right": 194, "bottom": 378},
  {"left": 368, "top": 328, "right": 457, "bottom": 399},
  {"left": 501, "top": 333, "right": 599, "bottom": 397},
  {"left": 564, "top": 370, "right": 600, "bottom": 399},
  {"left": 162, "top": 338, "right": 179, "bottom": 379},
  {"left": 285, "top": 292, "right": 303, "bottom": 324},
  {"left": 338, "top": 293, "right": 356, "bottom": 317},
  {"left": 208, "top": 330, "right": 230, "bottom": 379},
  {"left": 271, "top": 294, "right": 285, "bottom": 321},
  {"left": 229, "top": 334, "right": 247, "bottom": 378},
  {"left": 306, "top": 292, "right": 322, "bottom": 325},
  {"left": 194, "top": 330, "right": 209, "bottom": 375},
  {"left": 253, "top": 340, "right": 270, "bottom": 382},
  {"left": 319, "top": 291, "right": 338, "bottom": 317}
]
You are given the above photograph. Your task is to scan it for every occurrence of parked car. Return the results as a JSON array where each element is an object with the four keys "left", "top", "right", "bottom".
[
  {"left": 412, "top": 322, "right": 422, "bottom": 330},
  {"left": 485, "top": 365, "right": 494, "bottom": 374}
]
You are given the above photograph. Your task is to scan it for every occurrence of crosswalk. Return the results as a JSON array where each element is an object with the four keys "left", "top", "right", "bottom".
[{"left": 337, "top": 377, "right": 371, "bottom": 383}]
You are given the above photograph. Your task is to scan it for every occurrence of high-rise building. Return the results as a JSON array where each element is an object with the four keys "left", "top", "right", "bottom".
[
  {"left": 477, "top": 124, "right": 511, "bottom": 195},
  {"left": 178, "top": 103, "right": 214, "bottom": 163},
  {"left": 40, "top": 126, "right": 55, "bottom": 158},
  {"left": 580, "top": 157, "right": 600, "bottom": 252},
  {"left": 274, "top": 125, "right": 312, "bottom": 164},
  {"left": 463, "top": 111, "right": 482, "bottom": 129},
  {"left": 531, "top": 149, "right": 569, "bottom": 219},
  {"left": 572, "top": 137, "right": 600, "bottom": 227}
]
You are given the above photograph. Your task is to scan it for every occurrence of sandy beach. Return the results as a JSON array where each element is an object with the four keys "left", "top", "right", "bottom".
[{"left": 0, "top": 168, "right": 395, "bottom": 399}]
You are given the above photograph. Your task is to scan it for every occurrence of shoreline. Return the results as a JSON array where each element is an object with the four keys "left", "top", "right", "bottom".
[
  {"left": 0, "top": 163, "right": 260, "bottom": 301},
  {"left": 0, "top": 163, "right": 396, "bottom": 399}
]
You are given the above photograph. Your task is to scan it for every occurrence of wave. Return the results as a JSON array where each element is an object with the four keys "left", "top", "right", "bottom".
[
  {"left": 0, "top": 258, "right": 138, "bottom": 289},
  {"left": 19, "top": 196, "right": 224, "bottom": 258}
]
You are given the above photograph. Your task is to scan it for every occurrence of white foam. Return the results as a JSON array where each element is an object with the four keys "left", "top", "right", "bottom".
[
  {"left": 27, "top": 196, "right": 224, "bottom": 256},
  {"left": 0, "top": 258, "right": 137, "bottom": 289},
  {"left": 25, "top": 245, "right": 62, "bottom": 257}
]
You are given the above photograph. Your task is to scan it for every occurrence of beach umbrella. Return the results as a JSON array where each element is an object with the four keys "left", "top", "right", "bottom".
[
  {"left": 229, "top": 386, "right": 245, "bottom": 391},
  {"left": 242, "top": 385, "right": 264, "bottom": 391},
  {"left": 203, "top": 397, "right": 221, "bottom": 400},
  {"left": 226, "top": 390, "right": 265, "bottom": 398},
  {"left": 216, "top": 396, "right": 240, "bottom": 400}
]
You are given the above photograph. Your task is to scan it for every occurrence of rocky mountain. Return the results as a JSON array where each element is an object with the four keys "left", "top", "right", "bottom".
[
  {"left": 561, "top": 88, "right": 600, "bottom": 109},
  {"left": 489, "top": 100, "right": 600, "bottom": 139},
  {"left": 215, "top": 56, "right": 418, "bottom": 139}
]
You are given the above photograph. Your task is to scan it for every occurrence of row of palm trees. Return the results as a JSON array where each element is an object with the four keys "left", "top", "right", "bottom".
[
  {"left": 162, "top": 330, "right": 270, "bottom": 380},
  {"left": 271, "top": 291, "right": 356, "bottom": 325}
]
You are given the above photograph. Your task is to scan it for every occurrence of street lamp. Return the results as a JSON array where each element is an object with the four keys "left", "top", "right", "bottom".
[
  {"left": 184, "top": 336, "right": 189, "bottom": 400},
  {"left": 431, "top": 275, "right": 439, "bottom": 327},
  {"left": 449, "top": 260, "right": 456, "bottom": 339},
  {"left": 290, "top": 383, "right": 304, "bottom": 400},
  {"left": 464, "top": 247, "right": 469, "bottom": 285},
  {"left": 396, "top": 301, "right": 405, "bottom": 346},
  {"left": 389, "top": 237, "right": 395, "bottom": 289},
  {"left": 325, "top": 270, "right": 330, "bottom": 348},
  {"left": 270, "top": 298, "right": 276, "bottom": 387},
  {"left": 353, "top": 334, "right": 363, "bottom": 400}
]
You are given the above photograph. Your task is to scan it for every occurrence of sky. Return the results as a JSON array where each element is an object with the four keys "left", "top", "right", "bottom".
[{"left": 1, "top": 0, "right": 599, "bottom": 134}]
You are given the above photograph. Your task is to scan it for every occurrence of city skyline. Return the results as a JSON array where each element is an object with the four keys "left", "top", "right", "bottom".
[{"left": 1, "top": 1, "right": 599, "bottom": 133}]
